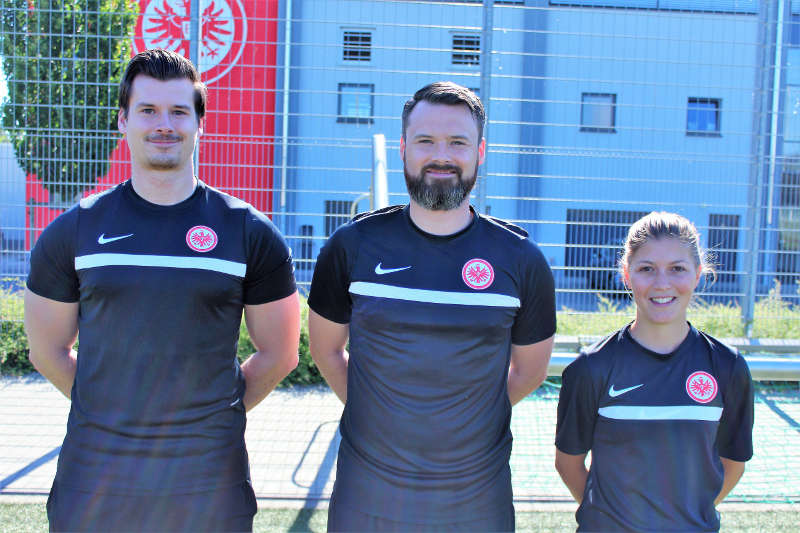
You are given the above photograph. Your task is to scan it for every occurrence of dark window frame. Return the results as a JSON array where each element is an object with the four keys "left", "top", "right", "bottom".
[
  {"left": 687, "top": 97, "right": 721, "bottom": 137},
  {"left": 324, "top": 200, "right": 352, "bottom": 237},
  {"left": 337, "top": 83, "right": 375, "bottom": 124},
  {"left": 580, "top": 92, "right": 617, "bottom": 133},
  {"left": 777, "top": 166, "right": 800, "bottom": 276},
  {"left": 452, "top": 34, "right": 481, "bottom": 66},
  {"left": 343, "top": 30, "right": 372, "bottom": 62},
  {"left": 297, "top": 224, "right": 314, "bottom": 271},
  {"left": 565, "top": 209, "right": 647, "bottom": 294},
  {"left": 708, "top": 214, "right": 739, "bottom": 285}
]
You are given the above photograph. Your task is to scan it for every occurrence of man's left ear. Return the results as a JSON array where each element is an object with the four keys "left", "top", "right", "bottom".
[
  {"left": 478, "top": 138, "right": 486, "bottom": 165},
  {"left": 198, "top": 118, "right": 204, "bottom": 136}
]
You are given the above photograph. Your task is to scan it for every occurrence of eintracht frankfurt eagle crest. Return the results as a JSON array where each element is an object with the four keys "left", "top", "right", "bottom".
[{"left": 134, "top": 0, "right": 247, "bottom": 84}]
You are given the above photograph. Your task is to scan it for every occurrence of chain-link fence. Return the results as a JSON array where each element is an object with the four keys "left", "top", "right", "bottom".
[
  {"left": 3, "top": 1, "right": 800, "bottom": 331},
  {"left": 2, "top": 378, "right": 799, "bottom": 503},
  {"left": 1, "top": 0, "right": 800, "bottom": 505}
]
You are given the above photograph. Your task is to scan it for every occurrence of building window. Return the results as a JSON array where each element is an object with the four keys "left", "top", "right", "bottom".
[
  {"left": 565, "top": 209, "right": 646, "bottom": 293},
  {"left": 580, "top": 93, "right": 616, "bottom": 133},
  {"left": 337, "top": 83, "right": 374, "bottom": 124},
  {"left": 687, "top": 97, "right": 721, "bottom": 136},
  {"left": 297, "top": 224, "right": 314, "bottom": 271},
  {"left": 708, "top": 214, "right": 739, "bottom": 285},
  {"left": 452, "top": 34, "right": 480, "bottom": 66},
  {"left": 783, "top": 86, "right": 800, "bottom": 147},
  {"left": 548, "top": 1, "right": 755, "bottom": 13},
  {"left": 778, "top": 166, "right": 800, "bottom": 277},
  {"left": 343, "top": 31, "right": 371, "bottom": 61},
  {"left": 325, "top": 200, "right": 352, "bottom": 236}
]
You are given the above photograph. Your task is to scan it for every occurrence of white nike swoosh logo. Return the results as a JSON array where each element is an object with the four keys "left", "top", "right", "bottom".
[
  {"left": 230, "top": 398, "right": 241, "bottom": 407},
  {"left": 375, "top": 263, "right": 412, "bottom": 275},
  {"left": 97, "top": 233, "right": 134, "bottom": 245},
  {"left": 608, "top": 384, "right": 644, "bottom": 397}
]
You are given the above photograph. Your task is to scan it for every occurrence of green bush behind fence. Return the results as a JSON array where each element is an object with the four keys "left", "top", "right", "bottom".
[{"left": 3, "top": 281, "right": 800, "bottom": 383}]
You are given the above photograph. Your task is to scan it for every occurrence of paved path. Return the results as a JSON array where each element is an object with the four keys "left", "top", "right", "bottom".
[{"left": 1, "top": 377, "right": 799, "bottom": 505}]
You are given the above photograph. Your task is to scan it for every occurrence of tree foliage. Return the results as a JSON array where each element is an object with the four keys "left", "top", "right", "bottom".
[{"left": 0, "top": 0, "right": 138, "bottom": 204}]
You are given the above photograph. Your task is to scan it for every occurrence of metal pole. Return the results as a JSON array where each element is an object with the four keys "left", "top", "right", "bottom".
[
  {"left": 767, "top": 0, "right": 787, "bottom": 225},
  {"left": 744, "top": 2, "right": 784, "bottom": 336},
  {"left": 280, "top": 0, "right": 293, "bottom": 232},
  {"left": 189, "top": 0, "right": 201, "bottom": 175},
  {"left": 372, "top": 134, "right": 388, "bottom": 210},
  {"left": 477, "top": 0, "right": 493, "bottom": 214}
]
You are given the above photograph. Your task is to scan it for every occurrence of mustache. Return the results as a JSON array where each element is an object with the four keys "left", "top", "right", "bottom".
[
  {"left": 145, "top": 134, "right": 182, "bottom": 142},
  {"left": 421, "top": 163, "right": 461, "bottom": 175}
]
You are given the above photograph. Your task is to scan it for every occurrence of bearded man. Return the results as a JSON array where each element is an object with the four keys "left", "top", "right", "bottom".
[{"left": 307, "top": 82, "right": 556, "bottom": 532}]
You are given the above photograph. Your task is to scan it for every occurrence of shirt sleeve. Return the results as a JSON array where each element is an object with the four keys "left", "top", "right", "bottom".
[
  {"left": 242, "top": 207, "right": 297, "bottom": 305},
  {"left": 26, "top": 207, "right": 80, "bottom": 303},
  {"left": 511, "top": 241, "right": 556, "bottom": 345},
  {"left": 716, "top": 354, "right": 754, "bottom": 462},
  {"left": 555, "top": 353, "right": 599, "bottom": 455},
  {"left": 307, "top": 224, "right": 356, "bottom": 324}
]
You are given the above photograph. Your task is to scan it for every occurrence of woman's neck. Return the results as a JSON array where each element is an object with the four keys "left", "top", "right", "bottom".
[{"left": 629, "top": 319, "right": 690, "bottom": 354}]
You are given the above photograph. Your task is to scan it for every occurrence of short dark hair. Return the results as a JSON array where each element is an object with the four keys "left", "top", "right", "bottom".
[
  {"left": 401, "top": 82, "right": 485, "bottom": 141},
  {"left": 118, "top": 48, "right": 207, "bottom": 121}
]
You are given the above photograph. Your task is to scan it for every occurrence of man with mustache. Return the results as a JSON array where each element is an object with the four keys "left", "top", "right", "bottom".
[
  {"left": 24, "top": 48, "right": 300, "bottom": 532},
  {"left": 308, "top": 82, "right": 557, "bottom": 532}
]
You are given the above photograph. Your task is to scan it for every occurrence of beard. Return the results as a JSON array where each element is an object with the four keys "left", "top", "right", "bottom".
[
  {"left": 144, "top": 134, "right": 186, "bottom": 170},
  {"left": 404, "top": 158, "right": 478, "bottom": 211},
  {"left": 146, "top": 155, "right": 181, "bottom": 170}
]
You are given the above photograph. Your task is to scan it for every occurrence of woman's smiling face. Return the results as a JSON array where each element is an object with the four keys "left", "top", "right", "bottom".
[{"left": 624, "top": 237, "right": 702, "bottom": 329}]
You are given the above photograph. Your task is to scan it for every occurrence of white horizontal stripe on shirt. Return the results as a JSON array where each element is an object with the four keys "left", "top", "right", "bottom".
[
  {"left": 349, "top": 281, "right": 520, "bottom": 308},
  {"left": 598, "top": 405, "right": 723, "bottom": 422},
  {"left": 75, "top": 253, "right": 246, "bottom": 277}
]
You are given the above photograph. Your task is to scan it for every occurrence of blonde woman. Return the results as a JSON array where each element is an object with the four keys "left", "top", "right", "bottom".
[{"left": 555, "top": 212, "right": 754, "bottom": 532}]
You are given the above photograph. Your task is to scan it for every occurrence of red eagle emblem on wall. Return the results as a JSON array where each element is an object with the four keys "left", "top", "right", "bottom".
[{"left": 134, "top": 0, "right": 247, "bottom": 84}]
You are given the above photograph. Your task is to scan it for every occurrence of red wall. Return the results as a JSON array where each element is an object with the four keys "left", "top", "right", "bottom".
[{"left": 26, "top": 0, "right": 279, "bottom": 248}]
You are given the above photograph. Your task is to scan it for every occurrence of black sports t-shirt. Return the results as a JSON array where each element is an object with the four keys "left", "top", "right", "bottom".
[
  {"left": 555, "top": 324, "right": 754, "bottom": 532},
  {"left": 27, "top": 180, "right": 295, "bottom": 494},
  {"left": 308, "top": 204, "right": 556, "bottom": 523}
]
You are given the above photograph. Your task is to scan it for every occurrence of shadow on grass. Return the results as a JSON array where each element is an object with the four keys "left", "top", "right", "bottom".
[{"left": 286, "top": 508, "right": 325, "bottom": 532}]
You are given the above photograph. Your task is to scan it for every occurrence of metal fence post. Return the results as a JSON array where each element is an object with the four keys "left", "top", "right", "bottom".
[
  {"left": 280, "top": 0, "right": 293, "bottom": 233},
  {"left": 372, "top": 134, "right": 388, "bottom": 210},
  {"left": 744, "top": 2, "right": 774, "bottom": 335},
  {"left": 189, "top": 0, "right": 201, "bottom": 176},
  {"left": 477, "top": 0, "right": 493, "bottom": 215}
]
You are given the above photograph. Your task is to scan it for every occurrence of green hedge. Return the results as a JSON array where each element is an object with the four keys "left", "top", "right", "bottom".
[
  {"left": 0, "top": 319, "right": 32, "bottom": 375},
  {"left": 237, "top": 299, "right": 323, "bottom": 387},
  {"left": 0, "top": 281, "right": 32, "bottom": 375},
  {"left": 5, "top": 282, "right": 800, "bottom": 382},
  {"left": 0, "top": 284, "right": 322, "bottom": 386}
]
